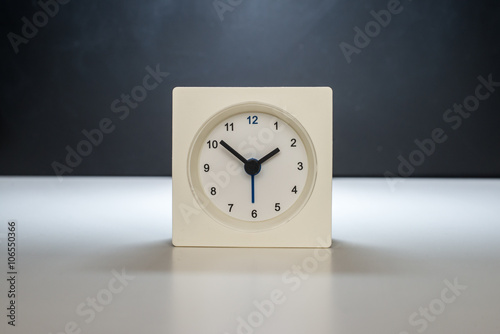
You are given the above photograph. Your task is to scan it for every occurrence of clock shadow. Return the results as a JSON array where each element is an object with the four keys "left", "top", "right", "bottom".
[
  {"left": 168, "top": 239, "right": 432, "bottom": 276},
  {"left": 171, "top": 243, "right": 332, "bottom": 273},
  {"left": 76, "top": 238, "right": 444, "bottom": 334},
  {"left": 329, "top": 239, "right": 442, "bottom": 275},
  {"left": 164, "top": 238, "right": 437, "bottom": 333},
  {"left": 79, "top": 239, "right": 174, "bottom": 273},
  {"left": 79, "top": 238, "right": 432, "bottom": 277},
  {"left": 79, "top": 238, "right": 431, "bottom": 276}
]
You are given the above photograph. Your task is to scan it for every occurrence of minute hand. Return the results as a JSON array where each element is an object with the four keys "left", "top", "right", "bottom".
[
  {"left": 220, "top": 140, "right": 248, "bottom": 164},
  {"left": 258, "top": 148, "right": 280, "bottom": 164}
]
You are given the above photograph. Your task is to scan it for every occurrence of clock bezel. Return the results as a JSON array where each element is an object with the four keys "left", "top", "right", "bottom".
[{"left": 187, "top": 102, "right": 317, "bottom": 232}]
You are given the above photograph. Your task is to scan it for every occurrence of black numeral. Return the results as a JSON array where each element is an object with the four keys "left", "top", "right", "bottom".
[
  {"left": 207, "top": 140, "right": 218, "bottom": 149},
  {"left": 228, "top": 204, "right": 234, "bottom": 212},
  {"left": 204, "top": 164, "right": 210, "bottom": 172},
  {"left": 225, "top": 122, "right": 234, "bottom": 131},
  {"left": 275, "top": 203, "right": 281, "bottom": 211},
  {"left": 251, "top": 209, "right": 257, "bottom": 218},
  {"left": 274, "top": 121, "right": 278, "bottom": 130},
  {"left": 290, "top": 138, "right": 297, "bottom": 147},
  {"left": 291, "top": 186, "right": 297, "bottom": 194},
  {"left": 247, "top": 115, "right": 258, "bottom": 124},
  {"left": 297, "top": 162, "right": 303, "bottom": 170},
  {"left": 210, "top": 187, "right": 217, "bottom": 196}
]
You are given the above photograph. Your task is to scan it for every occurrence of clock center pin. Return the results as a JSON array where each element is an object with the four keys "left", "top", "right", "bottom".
[{"left": 244, "top": 158, "right": 261, "bottom": 176}]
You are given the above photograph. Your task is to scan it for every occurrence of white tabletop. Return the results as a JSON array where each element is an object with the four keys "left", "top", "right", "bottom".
[{"left": 0, "top": 177, "right": 499, "bottom": 334}]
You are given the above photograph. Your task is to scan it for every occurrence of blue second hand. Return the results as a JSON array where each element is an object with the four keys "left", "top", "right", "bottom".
[{"left": 251, "top": 174, "right": 255, "bottom": 204}]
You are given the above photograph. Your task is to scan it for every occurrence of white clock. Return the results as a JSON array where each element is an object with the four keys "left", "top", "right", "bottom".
[{"left": 173, "top": 87, "right": 332, "bottom": 248}]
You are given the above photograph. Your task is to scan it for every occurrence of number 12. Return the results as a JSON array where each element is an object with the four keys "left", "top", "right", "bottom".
[{"left": 247, "top": 116, "right": 258, "bottom": 124}]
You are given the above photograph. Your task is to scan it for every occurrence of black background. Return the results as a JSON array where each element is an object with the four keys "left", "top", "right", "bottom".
[{"left": 1, "top": 0, "right": 499, "bottom": 177}]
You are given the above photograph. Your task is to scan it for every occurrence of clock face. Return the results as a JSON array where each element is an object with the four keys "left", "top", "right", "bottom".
[{"left": 188, "top": 103, "right": 317, "bottom": 228}]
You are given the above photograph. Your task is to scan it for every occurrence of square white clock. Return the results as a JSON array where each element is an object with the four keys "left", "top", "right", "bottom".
[{"left": 172, "top": 87, "right": 332, "bottom": 248}]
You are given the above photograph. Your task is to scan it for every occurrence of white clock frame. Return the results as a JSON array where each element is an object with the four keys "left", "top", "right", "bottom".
[{"left": 172, "top": 87, "right": 332, "bottom": 248}]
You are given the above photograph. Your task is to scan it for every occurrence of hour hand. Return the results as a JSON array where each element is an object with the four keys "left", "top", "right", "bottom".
[
  {"left": 220, "top": 140, "right": 248, "bottom": 164},
  {"left": 258, "top": 148, "right": 280, "bottom": 164}
]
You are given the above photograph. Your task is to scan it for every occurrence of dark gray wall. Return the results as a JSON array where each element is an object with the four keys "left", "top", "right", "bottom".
[{"left": 1, "top": 0, "right": 499, "bottom": 177}]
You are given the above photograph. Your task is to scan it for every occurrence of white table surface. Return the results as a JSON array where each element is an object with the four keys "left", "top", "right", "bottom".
[{"left": 0, "top": 177, "right": 499, "bottom": 334}]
